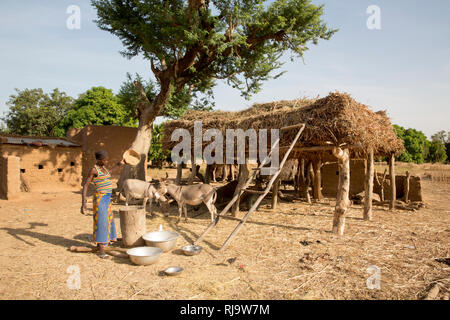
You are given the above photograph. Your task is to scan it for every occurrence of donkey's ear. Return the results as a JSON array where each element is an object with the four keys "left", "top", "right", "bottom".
[{"left": 165, "top": 172, "right": 169, "bottom": 179}]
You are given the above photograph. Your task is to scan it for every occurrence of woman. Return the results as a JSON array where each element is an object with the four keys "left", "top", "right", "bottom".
[{"left": 81, "top": 150, "right": 125, "bottom": 259}]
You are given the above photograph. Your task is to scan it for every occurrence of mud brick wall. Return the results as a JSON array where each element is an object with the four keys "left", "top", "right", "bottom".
[
  {"left": 0, "top": 144, "right": 82, "bottom": 192},
  {"left": 376, "top": 174, "right": 423, "bottom": 202},
  {"left": 68, "top": 125, "right": 138, "bottom": 182},
  {"left": 322, "top": 159, "right": 423, "bottom": 202},
  {"left": 0, "top": 156, "right": 21, "bottom": 199},
  {"left": 322, "top": 160, "right": 366, "bottom": 197}
]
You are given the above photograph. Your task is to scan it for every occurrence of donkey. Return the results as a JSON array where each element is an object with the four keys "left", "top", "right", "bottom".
[
  {"left": 158, "top": 178, "right": 218, "bottom": 223},
  {"left": 121, "top": 179, "right": 167, "bottom": 215}
]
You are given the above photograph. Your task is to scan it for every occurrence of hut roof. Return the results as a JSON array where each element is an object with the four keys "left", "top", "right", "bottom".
[{"left": 162, "top": 92, "right": 404, "bottom": 159}]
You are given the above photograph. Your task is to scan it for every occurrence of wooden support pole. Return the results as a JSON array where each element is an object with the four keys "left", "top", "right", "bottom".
[
  {"left": 188, "top": 156, "right": 197, "bottom": 185},
  {"left": 205, "top": 164, "right": 212, "bottom": 184},
  {"left": 305, "top": 160, "right": 313, "bottom": 203},
  {"left": 231, "top": 162, "right": 249, "bottom": 216},
  {"left": 404, "top": 170, "right": 411, "bottom": 203},
  {"left": 296, "top": 158, "right": 305, "bottom": 197},
  {"left": 389, "top": 153, "right": 396, "bottom": 211},
  {"left": 312, "top": 158, "right": 323, "bottom": 201},
  {"left": 271, "top": 177, "right": 281, "bottom": 210},
  {"left": 176, "top": 164, "right": 183, "bottom": 184},
  {"left": 332, "top": 147, "right": 350, "bottom": 235},
  {"left": 363, "top": 149, "right": 374, "bottom": 221}
]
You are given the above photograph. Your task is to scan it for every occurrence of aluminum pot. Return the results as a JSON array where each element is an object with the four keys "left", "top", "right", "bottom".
[
  {"left": 142, "top": 231, "right": 179, "bottom": 252},
  {"left": 126, "top": 246, "right": 163, "bottom": 265}
]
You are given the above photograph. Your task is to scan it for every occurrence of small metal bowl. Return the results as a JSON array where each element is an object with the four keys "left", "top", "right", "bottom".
[
  {"left": 143, "top": 231, "right": 179, "bottom": 252},
  {"left": 126, "top": 247, "right": 163, "bottom": 266},
  {"left": 182, "top": 245, "right": 203, "bottom": 256},
  {"left": 164, "top": 266, "right": 183, "bottom": 276}
]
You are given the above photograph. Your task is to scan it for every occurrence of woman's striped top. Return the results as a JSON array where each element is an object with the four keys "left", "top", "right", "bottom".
[{"left": 92, "top": 165, "right": 113, "bottom": 194}]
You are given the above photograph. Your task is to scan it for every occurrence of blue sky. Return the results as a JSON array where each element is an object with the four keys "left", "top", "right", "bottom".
[{"left": 0, "top": 0, "right": 448, "bottom": 138}]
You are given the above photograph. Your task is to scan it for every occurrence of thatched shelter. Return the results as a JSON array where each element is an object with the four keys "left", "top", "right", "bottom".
[
  {"left": 162, "top": 92, "right": 403, "bottom": 160},
  {"left": 161, "top": 92, "right": 404, "bottom": 244}
]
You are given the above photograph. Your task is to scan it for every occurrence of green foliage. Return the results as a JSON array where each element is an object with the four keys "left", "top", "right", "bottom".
[
  {"left": 92, "top": 0, "right": 336, "bottom": 101},
  {"left": 430, "top": 131, "right": 449, "bottom": 163},
  {"left": 394, "top": 125, "right": 429, "bottom": 164},
  {"left": 149, "top": 123, "right": 170, "bottom": 167},
  {"left": 3, "top": 88, "right": 74, "bottom": 136},
  {"left": 426, "top": 140, "right": 447, "bottom": 163},
  {"left": 54, "top": 86, "right": 137, "bottom": 137},
  {"left": 117, "top": 73, "right": 213, "bottom": 120}
]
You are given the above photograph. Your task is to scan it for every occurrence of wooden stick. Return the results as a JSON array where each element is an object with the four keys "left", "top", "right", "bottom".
[
  {"left": 363, "top": 149, "right": 374, "bottom": 221},
  {"left": 220, "top": 124, "right": 306, "bottom": 251},
  {"left": 389, "top": 153, "right": 396, "bottom": 211},
  {"left": 69, "top": 246, "right": 129, "bottom": 254}
]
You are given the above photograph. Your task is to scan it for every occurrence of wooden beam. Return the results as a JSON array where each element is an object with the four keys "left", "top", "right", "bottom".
[
  {"left": 280, "top": 123, "right": 306, "bottom": 131},
  {"left": 389, "top": 153, "right": 396, "bottom": 211},
  {"left": 279, "top": 144, "right": 362, "bottom": 153},
  {"left": 363, "top": 149, "right": 374, "bottom": 221}
]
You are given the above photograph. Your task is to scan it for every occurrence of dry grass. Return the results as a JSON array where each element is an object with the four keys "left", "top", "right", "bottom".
[
  {"left": 0, "top": 165, "right": 448, "bottom": 300},
  {"left": 375, "top": 162, "right": 450, "bottom": 184}
]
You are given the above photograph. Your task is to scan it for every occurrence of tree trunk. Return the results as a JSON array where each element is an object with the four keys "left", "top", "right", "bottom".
[
  {"left": 231, "top": 162, "right": 249, "bottom": 216},
  {"left": 332, "top": 147, "right": 350, "bottom": 235},
  {"left": 116, "top": 123, "right": 152, "bottom": 190},
  {"left": 363, "top": 149, "right": 374, "bottom": 221},
  {"left": 116, "top": 79, "right": 172, "bottom": 191},
  {"left": 389, "top": 153, "right": 396, "bottom": 211},
  {"left": 312, "top": 158, "right": 323, "bottom": 201},
  {"left": 119, "top": 206, "right": 146, "bottom": 247}
]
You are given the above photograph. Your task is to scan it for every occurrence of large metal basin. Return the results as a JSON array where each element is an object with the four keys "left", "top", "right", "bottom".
[
  {"left": 142, "top": 231, "right": 179, "bottom": 252},
  {"left": 126, "top": 246, "right": 163, "bottom": 265}
]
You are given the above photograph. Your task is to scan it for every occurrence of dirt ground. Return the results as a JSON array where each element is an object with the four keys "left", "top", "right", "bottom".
[{"left": 0, "top": 165, "right": 449, "bottom": 300}]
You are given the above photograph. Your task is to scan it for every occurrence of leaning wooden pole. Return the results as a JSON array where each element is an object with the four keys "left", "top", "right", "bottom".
[
  {"left": 363, "top": 149, "right": 374, "bottom": 221},
  {"left": 220, "top": 125, "right": 306, "bottom": 251},
  {"left": 332, "top": 147, "right": 350, "bottom": 235},
  {"left": 389, "top": 153, "right": 396, "bottom": 211}
]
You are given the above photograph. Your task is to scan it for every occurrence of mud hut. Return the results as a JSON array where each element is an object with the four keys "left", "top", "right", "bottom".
[{"left": 162, "top": 92, "right": 404, "bottom": 240}]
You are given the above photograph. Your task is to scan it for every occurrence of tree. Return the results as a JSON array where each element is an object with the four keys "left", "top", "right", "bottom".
[
  {"left": 426, "top": 140, "right": 447, "bottom": 163},
  {"left": 430, "top": 131, "right": 449, "bottom": 163},
  {"left": 3, "top": 88, "right": 74, "bottom": 136},
  {"left": 92, "top": 0, "right": 336, "bottom": 183},
  {"left": 393, "top": 125, "right": 429, "bottom": 164},
  {"left": 54, "top": 86, "right": 136, "bottom": 137}
]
